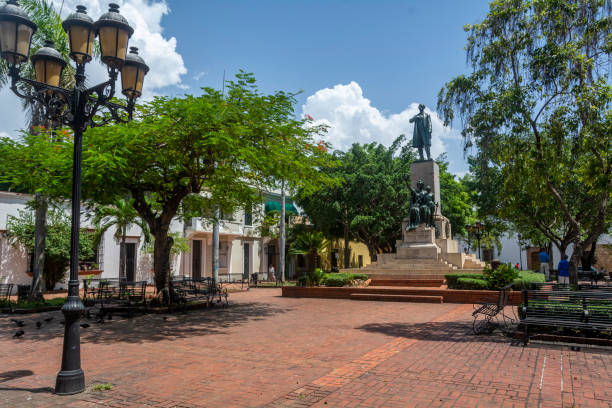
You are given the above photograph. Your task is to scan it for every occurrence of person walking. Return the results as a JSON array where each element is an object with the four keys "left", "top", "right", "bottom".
[
  {"left": 538, "top": 249, "right": 550, "bottom": 281},
  {"left": 558, "top": 254, "right": 570, "bottom": 285},
  {"left": 268, "top": 264, "right": 276, "bottom": 282}
]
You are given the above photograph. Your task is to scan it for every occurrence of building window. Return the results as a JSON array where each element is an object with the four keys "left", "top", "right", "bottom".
[
  {"left": 297, "top": 254, "right": 305, "bottom": 268},
  {"left": 219, "top": 241, "right": 229, "bottom": 268},
  {"left": 244, "top": 204, "right": 252, "bottom": 226}
]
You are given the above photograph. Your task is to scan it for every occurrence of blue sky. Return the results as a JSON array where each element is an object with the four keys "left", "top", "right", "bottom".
[{"left": 0, "top": 0, "right": 492, "bottom": 176}]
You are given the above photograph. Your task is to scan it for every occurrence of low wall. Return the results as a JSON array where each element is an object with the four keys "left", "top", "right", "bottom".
[{"left": 282, "top": 286, "right": 522, "bottom": 305}]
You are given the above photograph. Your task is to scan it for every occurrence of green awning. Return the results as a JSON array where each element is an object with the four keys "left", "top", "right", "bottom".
[{"left": 265, "top": 201, "right": 298, "bottom": 214}]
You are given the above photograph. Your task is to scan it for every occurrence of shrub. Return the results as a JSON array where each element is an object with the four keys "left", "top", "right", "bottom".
[
  {"left": 351, "top": 273, "right": 369, "bottom": 281},
  {"left": 307, "top": 268, "right": 325, "bottom": 286},
  {"left": 323, "top": 275, "right": 348, "bottom": 287},
  {"left": 483, "top": 264, "right": 518, "bottom": 290},
  {"left": 445, "top": 273, "right": 485, "bottom": 288},
  {"left": 296, "top": 276, "right": 308, "bottom": 286},
  {"left": 456, "top": 278, "right": 489, "bottom": 290},
  {"left": 512, "top": 270, "right": 545, "bottom": 290}
]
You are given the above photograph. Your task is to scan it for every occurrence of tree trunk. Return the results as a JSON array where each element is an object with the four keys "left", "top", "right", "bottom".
[
  {"left": 212, "top": 208, "right": 220, "bottom": 283},
  {"left": 569, "top": 242, "right": 583, "bottom": 285},
  {"left": 29, "top": 193, "right": 47, "bottom": 300},
  {"left": 343, "top": 222, "right": 350, "bottom": 268},
  {"left": 367, "top": 244, "right": 378, "bottom": 263},
  {"left": 119, "top": 227, "right": 126, "bottom": 279},
  {"left": 153, "top": 230, "right": 173, "bottom": 296}
]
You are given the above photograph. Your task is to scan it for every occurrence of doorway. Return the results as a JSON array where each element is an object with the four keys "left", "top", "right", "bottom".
[
  {"left": 243, "top": 243, "right": 250, "bottom": 280},
  {"left": 125, "top": 243, "right": 136, "bottom": 281},
  {"left": 192, "top": 240, "right": 202, "bottom": 279}
]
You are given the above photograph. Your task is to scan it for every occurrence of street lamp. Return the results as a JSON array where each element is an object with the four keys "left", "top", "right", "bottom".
[
  {"left": 517, "top": 234, "right": 523, "bottom": 270},
  {"left": 466, "top": 221, "right": 486, "bottom": 260},
  {"left": 0, "top": 2, "right": 148, "bottom": 395}
]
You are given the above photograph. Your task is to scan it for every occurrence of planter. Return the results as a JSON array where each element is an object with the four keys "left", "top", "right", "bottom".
[{"left": 78, "top": 269, "right": 103, "bottom": 276}]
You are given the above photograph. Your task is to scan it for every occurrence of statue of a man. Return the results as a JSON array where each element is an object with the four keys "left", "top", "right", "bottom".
[
  {"left": 408, "top": 179, "right": 426, "bottom": 230},
  {"left": 409, "top": 104, "right": 432, "bottom": 161},
  {"left": 424, "top": 185, "right": 436, "bottom": 227}
]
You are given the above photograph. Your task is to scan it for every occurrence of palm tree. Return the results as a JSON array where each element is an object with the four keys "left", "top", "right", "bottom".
[
  {"left": 93, "top": 199, "right": 150, "bottom": 279},
  {"left": 289, "top": 231, "right": 329, "bottom": 274}
]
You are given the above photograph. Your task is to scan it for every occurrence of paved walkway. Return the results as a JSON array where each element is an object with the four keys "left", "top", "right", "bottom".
[{"left": 1, "top": 289, "right": 611, "bottom": 407}]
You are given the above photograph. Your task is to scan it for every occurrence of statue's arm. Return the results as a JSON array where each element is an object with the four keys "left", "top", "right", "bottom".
[
  {"left": 427, "top": 114, "right": 432, "bottom": 133},
  {"left": 409, "top": 115, "right": 416, "bottom": 123}
]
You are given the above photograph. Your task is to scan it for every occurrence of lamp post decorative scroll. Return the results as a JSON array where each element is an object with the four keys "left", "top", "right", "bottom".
[{"left": 0, "top": 1, "right": 148, "bottom": 395}]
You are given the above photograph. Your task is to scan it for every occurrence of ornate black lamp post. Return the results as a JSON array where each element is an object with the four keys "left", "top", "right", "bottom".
[
  {"left": 0, "top": 2, "right": 148, "bottom": 395},
  {"left": 466, "top": 221, "right": 485, "bottom": 260}
]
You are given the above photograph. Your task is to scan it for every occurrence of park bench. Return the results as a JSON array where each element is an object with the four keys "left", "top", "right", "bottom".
[
  {"left": 521, "top": 288, "right": 612, "bottom": 345},
  {"left": 170, "top": 277, "right": 228, "bottom": 307},
  {"left": 0, "top": 283, "right": 14, "bottom": 312},
  {"left": 471, "top": 283, "right": 514, "bottom": 334},
  {"left": 82, "top": 278, "right": 146, "bottom": 317}
]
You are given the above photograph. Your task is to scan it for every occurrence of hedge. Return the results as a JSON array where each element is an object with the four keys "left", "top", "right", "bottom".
[
  {"left": 446, "top": 270, "right": 544, "bottom": 290},
  {"left": 455, "top": 277, "right": 489, "bottom": 290},
  {"left": 445, "top": 273, "right": 485, "bottom": 288},
  {"left": 321, "top": 273, "right": 369, "bottom": 287}
]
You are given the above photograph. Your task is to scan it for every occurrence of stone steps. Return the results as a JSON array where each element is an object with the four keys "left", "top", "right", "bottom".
[
  {"left": 369, "top": 278, "right": 445, "bottom": 287},
  {"left": 349, "top": 293, "right": 443, "bottom": 303}
]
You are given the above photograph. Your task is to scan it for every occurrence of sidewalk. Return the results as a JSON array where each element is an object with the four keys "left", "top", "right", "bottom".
[{"left": 1, "top": 289, "right": 611, "bottom": 407}]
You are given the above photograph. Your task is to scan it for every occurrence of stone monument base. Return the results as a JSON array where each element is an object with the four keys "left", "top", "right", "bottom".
[{"left": 397, "top": 222, "right": 440, "bottom": 259}]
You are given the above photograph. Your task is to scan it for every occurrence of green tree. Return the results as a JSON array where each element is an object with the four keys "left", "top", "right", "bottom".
[
  {"left": 437, "top": 154, "right": 474, "bottom": 238},
  {"left": 299, "top": 135, "right": 415, "bottom": 262},
  {"left": 4, "top": 73, "right": 332, "bottom": 298},
  {"left": 92, "top": 198, "right": 150, "bottom": 279},
  {"left": 6, "top": 208, "right": 96, "bottom": 289},
  {"left": 438, "top": 0, "right": 611, "bottom": 282}
]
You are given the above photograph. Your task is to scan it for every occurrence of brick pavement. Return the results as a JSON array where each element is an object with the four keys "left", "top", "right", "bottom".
[{"left": 0, "top": 289, "right": 610, "bottom": 408}]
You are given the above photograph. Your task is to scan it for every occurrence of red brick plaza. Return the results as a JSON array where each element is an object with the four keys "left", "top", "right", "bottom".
[{"left": 1, "top": 289, "right": 611, "bottom": 408}]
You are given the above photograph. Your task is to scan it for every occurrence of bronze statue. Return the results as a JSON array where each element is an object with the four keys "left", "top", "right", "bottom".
[
  {"left": 407, "top": 180, "right": 437, "bottom": 231},
  {"left": 409, "top": 104, "right": 432, "bottom": 161}
]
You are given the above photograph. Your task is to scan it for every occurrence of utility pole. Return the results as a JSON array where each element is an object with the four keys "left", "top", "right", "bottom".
[{"left": 280, "top": 182, "right": 286, "bottom": 282}]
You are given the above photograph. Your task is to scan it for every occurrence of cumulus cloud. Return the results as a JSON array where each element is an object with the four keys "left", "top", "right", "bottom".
[
  {"left": 53, "top": 0, "right": 187, "bottom": 97},
  {"left": 302, "top": 81, "right": 460, "bottom": 157}
]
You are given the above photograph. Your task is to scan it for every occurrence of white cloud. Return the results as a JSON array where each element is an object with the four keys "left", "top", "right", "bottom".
[
  {"left": 302, "top": 81, "right": 461, "bottom": 158},
  {"left": 192, "top": 71, "right": 207, "bottom": 81},
  {"left": 52, "top": 0, "right": 187, "bottom": 97},
  {"left": 0, "top": 0, "right": 187, "bottom": 138}
]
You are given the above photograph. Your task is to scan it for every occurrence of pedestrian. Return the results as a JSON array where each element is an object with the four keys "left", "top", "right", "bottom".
[
  {"left": 268, "top": 264, "right": 276, "bottom": 282},
  {"left": 538, "top": 248, "right": 550, "bottom": 281},
  {"left": 558, "top": 254, "right": 570, "bottom": 285}
]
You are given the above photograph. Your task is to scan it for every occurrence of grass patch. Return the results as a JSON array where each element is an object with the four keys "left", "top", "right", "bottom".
[{"left": 92, "top": 383, "right": 113, "bottom": 391}]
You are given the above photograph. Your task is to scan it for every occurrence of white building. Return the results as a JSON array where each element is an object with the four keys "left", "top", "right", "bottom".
[{"left": 0, "top": 190, "right": 295, "bottom": 289}]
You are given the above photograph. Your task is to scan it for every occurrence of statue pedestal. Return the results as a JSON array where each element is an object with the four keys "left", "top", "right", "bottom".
[
  {"left": 410, "top": 160, "right": 441, "bottom": 215},
  {"left": 397, "top": 222, "right": 440, "bottom": 259}
]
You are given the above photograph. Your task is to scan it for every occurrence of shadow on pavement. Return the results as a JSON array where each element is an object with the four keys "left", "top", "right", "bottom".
[
  {"left": 357, "top": 321, "right": 512, "bottom": 343},
  {"left": 0, "top": 370, "right": 34, "bottom": 383},
  {"left": 0, "top": 301, "right": 289, "bottom": 345}
]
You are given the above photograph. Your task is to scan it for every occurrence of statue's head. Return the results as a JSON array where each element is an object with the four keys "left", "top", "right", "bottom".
[
  {"left": 418, "top": 103, "right": 425, "bottom": 112},
  {"left": 417, "top": 179, "right": 424, "bottom": 189},
  {"left": 426, "top": 185, "right": 432, "bottom": 193}
]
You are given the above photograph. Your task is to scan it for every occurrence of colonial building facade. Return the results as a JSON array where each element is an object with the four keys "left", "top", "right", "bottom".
[{"left": 0, "top": 190, "right": 300, "bottom": 289}]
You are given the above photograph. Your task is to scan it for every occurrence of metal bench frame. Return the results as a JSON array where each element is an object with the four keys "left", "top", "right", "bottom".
[
  {"left": 472, "top": 284, "right": 515, "bottom": 335},
  {"left": 82, "top": 278, "right": 147, "bottom": 317},
  {"left": 0, "top": 283, "right": 14, "bottom": 312},
  {"left": 521, "top": 288, "right": 612, "bottom": 345}
]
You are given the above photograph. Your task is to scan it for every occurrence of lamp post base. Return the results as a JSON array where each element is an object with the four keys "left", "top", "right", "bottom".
[{"left": 55, "top": 368, "right": 85, "bottom": 395}]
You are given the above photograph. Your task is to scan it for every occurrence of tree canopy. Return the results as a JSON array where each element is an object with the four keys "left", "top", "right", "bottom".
[
  {"left": 1, "top": 72, "right": 334, "bottom": 295},
  {"left": 438, "top": 0, "right": 611, "bottom": 281}
]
